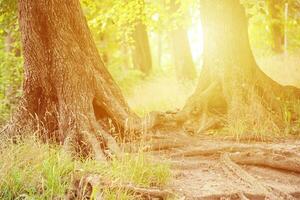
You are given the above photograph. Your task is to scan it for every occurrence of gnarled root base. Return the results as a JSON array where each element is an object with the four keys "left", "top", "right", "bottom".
[
  {"left": 2, "top": 99, "right": 161, "bottom": 160},
  {"left": 2, "top": 100, "right": 124, "bottom": 160},
  {"left": 152, "top": 68, "right": 300, "bottom": 138}
]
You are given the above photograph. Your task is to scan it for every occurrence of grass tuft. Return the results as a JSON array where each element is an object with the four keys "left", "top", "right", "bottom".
[{"left": 0, "top": 137, "right": 170, "bottom": 199}]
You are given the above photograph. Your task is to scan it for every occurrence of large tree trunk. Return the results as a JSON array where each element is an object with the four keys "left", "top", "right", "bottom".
[
  {"left": 6, "top": 0, "right": 141, "bottom": 160},
  {"left": 267, "top": 0, "right": 285, "bottom": 54},
  {"left": 169, "top": 2, "right": 197, "bottom": 81},
  {"left": 132, "top": 22, "right": 153, "bottom": 75},
  {"left": 164, "top": 0, "right": 300, "bottom": 135}
]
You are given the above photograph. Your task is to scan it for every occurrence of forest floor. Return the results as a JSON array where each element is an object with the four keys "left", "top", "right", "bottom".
[
  {"left": 129, "top": 132, "right": 300, "bottom": 199},
  {"left": 2, "top": 54, "right": 300, "bottom": 199},
  {"left": 122, "top": 53, "right": 300, "bottom": 199}
]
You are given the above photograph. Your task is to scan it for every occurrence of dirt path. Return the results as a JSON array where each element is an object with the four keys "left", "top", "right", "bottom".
[{"left": 134, "top": 132, "right": 300, "bottom": 199}]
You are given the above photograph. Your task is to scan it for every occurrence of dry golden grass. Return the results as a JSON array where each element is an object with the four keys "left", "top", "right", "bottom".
[{"left": 127, "top": 76, "right": 195, "bottom": 116}]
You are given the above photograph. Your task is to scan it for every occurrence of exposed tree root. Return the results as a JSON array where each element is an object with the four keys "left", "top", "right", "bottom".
[
  {"left": 105, "top": 183, "right": 173, "bottom": 200},
  {"left": 220, "top": 153, "right": 296, "bottom": 200},
  {"left": 141, "top": 141, "right": 186, "bottom": 152},
  {"left": 170, "top": 145, "right": 300, "bottom": 173},
  {"left": 195, "top": 192, "right": 300, "bottom": 200},
  {"left": 122, "top": 133, "right": 197, "bottom": 153},
  {"left": 66, "top": 174, "right": 173, "bottom": 200},
  {"left": 163, "top": 160, "right": 212, "bottom": 170},
  {"left": 229, "top": 150, "right": 300, "bottom": 173},
  {"left": 122, "top": 141, "right": 185, "bottom": 153}
]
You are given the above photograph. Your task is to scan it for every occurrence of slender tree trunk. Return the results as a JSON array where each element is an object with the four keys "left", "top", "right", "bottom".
[
  {"left": 170, "top": 29, "right": 197, "bottom": 81},
  {"left": 132, "top": 22, "right": 152, "bottom": 75},
  {"left": 4, "top": 33, "right": 13, "bottom": 53},
  {"left": 122, "top": 45, "right": 130, "bottom": 70},
  {"left": 157, "top": 32, "right": 162, "bottom": 68},
  {"left": 166, "top": 0, "right": 300, "bottom": 134},
  {"left": 7, "top": 0, "right": 141, "bottom": 159},
  {"left": 267, "top": 0, "right": 285, "bottom": 53},
  {"left": 4, "top": 32, "right": 21, "bottom": 56},
  {"left": 169, "top": 1, "right": 196, "bottom": 81}
]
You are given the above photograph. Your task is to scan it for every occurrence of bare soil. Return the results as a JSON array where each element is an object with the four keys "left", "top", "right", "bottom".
[{"left": 132, "top": 132, "right": 300, "bottom": 200}]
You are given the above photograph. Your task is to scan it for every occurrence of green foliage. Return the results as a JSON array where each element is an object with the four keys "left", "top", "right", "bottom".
[
  {"left": 0, "top": 0, "right": 21, "bottom": 124},
  {"left": 0, "top": 0, "right": 18, "bottom": 35},
  {"left": 0, "top": 51, "right": 23, "bottom": 124},
  {"left": 244, "top": 0, "right": 300, "bottom": 53}
]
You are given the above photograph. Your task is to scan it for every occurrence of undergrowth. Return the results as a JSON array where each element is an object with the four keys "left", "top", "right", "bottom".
[
  {"left": 219, "top": 92, "right": 300, "bottom": 141},
  {"left": 0, "top": 137, "right": 170, "bottom": 200},
  {"left": 127, "top": 75, "right": 195, "bottom": 116}
]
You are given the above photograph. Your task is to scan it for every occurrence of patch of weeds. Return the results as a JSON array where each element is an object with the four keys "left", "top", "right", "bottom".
[
  {"left": 0, "top": 137, "right": 171, "bottom": 199},
  {"left": 282, "top": 100, "right": 300, "bottom": 136},
  {"left": 219, "top": 92, "right": 282, "bottom": 141},
  {"left": 0, "top": 137, "right": 75, "bottom": 200}
]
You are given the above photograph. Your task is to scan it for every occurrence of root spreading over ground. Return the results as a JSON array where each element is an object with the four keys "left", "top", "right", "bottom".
[{"left": 126, "top": 132, "right": 300, "bottom": 199}]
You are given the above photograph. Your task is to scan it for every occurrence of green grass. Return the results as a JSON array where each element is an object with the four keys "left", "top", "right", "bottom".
[
  {"left": 0, "top": 137, "right": 171, "bottom": 200},
  {"left": 103, "top": 189, "right": 135, "bottom": 200},
  {"left": 0, "top": 138, "right": 74, "bottom": 199}
]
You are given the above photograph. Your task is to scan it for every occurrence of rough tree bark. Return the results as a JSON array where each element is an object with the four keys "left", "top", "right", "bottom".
[
  {"left": 169, "top": 2, "right": 197, "bottom": 81},
  {"left": 132, "top": 22, "right": 153, "bottom": 75},
  {"left": 267, "top": 0, "right": 285, "bottom": 54},
  {"left": 163, "top": 0, "right": 300, "bottom": 134},
  {"left": 6, "top": 0, "right": 142, "bottom": 160}
]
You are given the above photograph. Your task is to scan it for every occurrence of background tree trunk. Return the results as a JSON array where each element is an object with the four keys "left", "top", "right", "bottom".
[
  {"left": 9, "top": 0, "right": 140, "bottom": 159},
  {"left": 4, "top": 32, "right": 21, "bottom": 56},
  {"left": 4, "top": 33, "right": 13, "bottom": 53},
  {"left": 267, "top": 0, "right": 285, "bottom": 53},
  {"left": 157, "top": 32, "right": 162, "bottom": 69},
  {"left": 132, "top": 22, "right": 152, "bottom": 75},
  {"left": 170, "top": 28, "right": 197, "bottom": 81},
  {"left": 171, "top": 0, "right": 300, "bottom": 134},
  {"left": 169, "top": 1, "right": 197, "bottom": 81}
]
